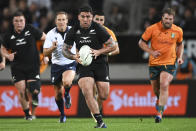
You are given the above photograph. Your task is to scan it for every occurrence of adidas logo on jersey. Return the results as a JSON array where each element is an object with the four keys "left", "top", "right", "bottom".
[
  {"left": 52, "top": 77, "right": 55, "bottom": 83},
  {"left": 76, "top": 30, "right": 81, "bottom": 34},
  {"left": 12, "top": 76, "right": 16, "bottom": 81},
  {"left": 11, "top": 35, "right": 16, "bottom": 39},
  {"left": 35, "top": 75, "right": 40, "bottom": 79},
  {"left": 106, "top": 76, "right": 109, "bottom": 80}
]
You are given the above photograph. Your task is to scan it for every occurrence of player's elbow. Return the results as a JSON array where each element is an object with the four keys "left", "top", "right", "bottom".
[
  {"left": 115, "top": 46, "right": 120, "bottom": 54},
  {"left": 43, "top": 49, "right": 49, "bottom": 57},
  {"left": 138, "top": 39, "right": 146, "bottom": 49}
]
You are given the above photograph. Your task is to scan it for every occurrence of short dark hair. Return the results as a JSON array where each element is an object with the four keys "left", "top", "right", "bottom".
[
  {"left": 78, "top": 5, "right": 93, "bottom": 14},
  {"left": 162, "top": 8, "right": 175, "bottom": 17},
  {"left": 12, "top": 11, "right": 25, "bottom": 19},
  {"left": 93, "top": 11, "right": 104, "bottom": 16}
]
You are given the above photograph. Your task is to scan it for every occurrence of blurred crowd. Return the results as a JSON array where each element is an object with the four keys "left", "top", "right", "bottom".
[
  {"left": 0, "top": 0, "right": 88, "bottom": 34},
  {"left": 0, "top": 0, "right": 196, "bottom": 35},
  {"left": 141, "top": 0, "right": 196, "bottom": 33}
]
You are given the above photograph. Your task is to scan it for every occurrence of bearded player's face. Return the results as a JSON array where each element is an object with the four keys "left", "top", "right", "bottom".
[{"left": 162, "top": 13, "right": 174, "bottom": 29}]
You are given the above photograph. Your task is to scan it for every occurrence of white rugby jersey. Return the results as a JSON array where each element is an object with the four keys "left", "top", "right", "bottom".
[{"left": 44, "top": 26, "right": 76, "bottom": 65}]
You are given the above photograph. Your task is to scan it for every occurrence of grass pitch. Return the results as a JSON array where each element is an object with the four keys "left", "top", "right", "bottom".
[{"left": 0, "top": 117, "right": 196, "bottom": 131}]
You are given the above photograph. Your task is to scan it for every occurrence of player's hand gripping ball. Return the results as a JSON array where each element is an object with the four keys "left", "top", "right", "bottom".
[{"left": 79, "top": 45, "right": 93, "bottom": 66}]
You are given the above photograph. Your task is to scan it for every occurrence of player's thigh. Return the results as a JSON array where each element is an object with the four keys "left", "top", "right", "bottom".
[
  {"left": 15, "top": 80, "right": 26, "bottom": 94},
  {"left": 160, "top": 71, "right": 173, "bottom": 87},
  {"left": 62, "top": 70, "right": 75, "bottom": 85},
  {"left": 96, "top": 81, "right": 110, "bottom": 100},
  {"left": 78, "top": 77, "right": 94, "bottom": 96}
]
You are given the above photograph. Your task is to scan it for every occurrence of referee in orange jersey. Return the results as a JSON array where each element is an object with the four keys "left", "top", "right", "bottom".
[{"left": 138, "top": 8, "right": 184, "bottom": 123}]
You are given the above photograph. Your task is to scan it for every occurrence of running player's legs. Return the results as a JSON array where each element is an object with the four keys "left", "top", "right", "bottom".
[
  {"left": 150, "top": 79, "right": 160, "bottom": 99},
  {"left": 53, "top": 83, "right": 66, "bottom": 123},
  {"left": 15, "top": 80, "right": 29, "bottom": 110},
  {"left": 62, "top": 70, "right": 75, "bottom": 109},
  {"left": 159, "top": 71, "right": 173, "bottom": 106},
  {"left": 78, "top": 77, "right": 100, "bottom": 114},
  {"left": 96, "top": 82, "right": 110, "bottom": 100},
  {"left": 62, "top": 61, "right": 76, "bottom": 87},
  {"left": 154, "top": 65, "right": 175, "bottom": 123},
  {"left": 11, "top": 68, "right": 32, "bottom": 120},
  {"left": 62, "top": 70, "right": 75, "bottom": 87},
  {"left": 93, "top": 84, "right": 98, "bottom": 100},
  {"left": 94, "top": 62, "right": 110, "bottom": 100},
  {"left": 149, "top": 66, "right": 161, "bottom": 103},
  {"left": 62, "top": 62, "right": 76, "bottom": 109},
  {"left": 25, "top": 67, "right": 41, "bottom": 119},
  {"left": 150, "top": 79, "right": 160, "bottom": 112}
]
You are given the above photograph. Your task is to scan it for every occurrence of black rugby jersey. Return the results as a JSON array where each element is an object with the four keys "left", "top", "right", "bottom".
[
  {"left": 0, "top": 35, "right": 3, "bottom": 62},
  {"left": 2, "top": 24, "right": 42, "bottom": 68},
  {"left": 65, "top": 21, "right": 110, "bottom": 63}
]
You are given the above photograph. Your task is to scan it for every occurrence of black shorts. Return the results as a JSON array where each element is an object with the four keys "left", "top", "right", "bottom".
[
  {"left": 51, "top": 61, "right": 77, "bottom": 85},
  {"left": 11, "top": 66, "right": 40, "bottom": 83},
  {"left": 77, "top": 62, "right": 110, "bottom": 82},
  {"left": 149, "top": 65, "right": 176, "bottom": 80}
]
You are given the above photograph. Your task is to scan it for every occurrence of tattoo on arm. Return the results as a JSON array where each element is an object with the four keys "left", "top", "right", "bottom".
[
  {"left": 62, "top": 43, "right": 75, "bottom": 59},
  {"left": 105, "top": 37, "right": 116, "bottom": 47}
]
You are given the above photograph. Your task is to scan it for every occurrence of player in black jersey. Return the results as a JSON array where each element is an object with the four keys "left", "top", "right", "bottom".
[
  {"left": 1, "top": 11, "right": 46, "bottom": 120},
  {"left": 0, "top": 36, "right": 5, "bottom": 71},
  {"left": 63, "top": 5, "right": 116, "bottom": 128}
]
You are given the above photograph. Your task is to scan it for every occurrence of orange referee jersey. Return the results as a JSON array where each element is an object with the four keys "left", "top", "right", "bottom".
[{"left": 142, "top": 21, "right": 183, "bottom": 66}]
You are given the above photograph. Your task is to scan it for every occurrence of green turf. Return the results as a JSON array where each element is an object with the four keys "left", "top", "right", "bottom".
[{"left": 0, "top": 117, "right": 196, "bottom": 131}]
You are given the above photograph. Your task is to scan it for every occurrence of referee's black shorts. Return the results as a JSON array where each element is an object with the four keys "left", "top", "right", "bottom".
[{"left": 77, "top": 62, "right": 110, "bottom": 82}]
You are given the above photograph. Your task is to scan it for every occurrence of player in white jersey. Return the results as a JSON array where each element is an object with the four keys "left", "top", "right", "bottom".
[{"left": 43, "top": 11, "right": 76, "bottom": 123}]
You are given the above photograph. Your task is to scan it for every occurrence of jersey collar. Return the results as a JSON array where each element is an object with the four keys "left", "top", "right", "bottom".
[
  {"left": 158, "top": 21, "right": 173, "bottom": 30},
  {"left": 55, "top": 26, "right": 69, "bottom": 34}
]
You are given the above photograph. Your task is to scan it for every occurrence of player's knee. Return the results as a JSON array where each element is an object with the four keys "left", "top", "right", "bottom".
[
  {"left": 27, "top": 80, "right": 41, "bottom": 95},
  {"left": 99, "top": 93, "right": 108, "bottom": 100},
  {"left": 62, "top": 80, "right": 72, "bottom": 87},
  {"left": 160, "top": 82, "right": 169, "bottom": 91},
  {"left": 99, "top": 96, "right": 107, "bottom": 100}
]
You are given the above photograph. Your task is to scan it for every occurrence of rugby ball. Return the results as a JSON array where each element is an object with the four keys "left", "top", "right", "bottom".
[{"left": 79, "top": 45, "right": 93, "bottom": 66}]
